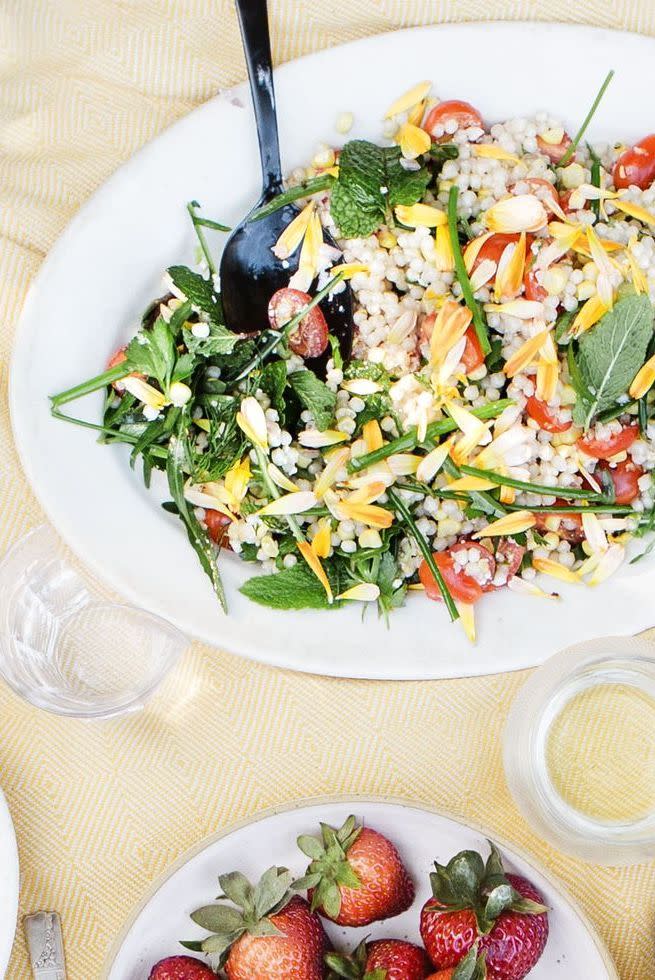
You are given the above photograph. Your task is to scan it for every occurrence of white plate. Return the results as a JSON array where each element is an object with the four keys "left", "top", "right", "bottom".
[
  {"left": 11, "top": 23, "right": 655, "bottom": 680},
  {"left": 102, "top": 797, "right": 617, "bottom": 979},
  {"left": 0, "top": 785, "right": 19, "bottom": 978}
]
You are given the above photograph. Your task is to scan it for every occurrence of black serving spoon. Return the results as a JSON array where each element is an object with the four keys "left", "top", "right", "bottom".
[{"left": 220, "top": 0, "right": 353, "bottom": 370}]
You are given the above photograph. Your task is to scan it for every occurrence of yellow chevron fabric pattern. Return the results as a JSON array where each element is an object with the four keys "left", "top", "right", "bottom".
[{"left": 1, "top": 3, "right": 655, "bottom": 978}]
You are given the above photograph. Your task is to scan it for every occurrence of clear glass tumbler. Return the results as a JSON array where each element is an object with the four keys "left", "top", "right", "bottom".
[
  {"left": 503, "top": 634, "right": 655, "bottom": 865},
  {"left": 0, "top": 525, "right": 188, "bottom": 719}
]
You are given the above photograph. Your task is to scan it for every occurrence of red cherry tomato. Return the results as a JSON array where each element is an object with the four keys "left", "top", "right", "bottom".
[
  {"left": 523, "top": 266, "right": 548, "bottom": 303},
  {"left": 534, "top": 503, "right": 584, "bottom": 544},
  {"left": 526, "top": 395, "right": 572, "bottom": 433},
  {"left": 613, "top": 134, "right": 655, "bottom": 190},
  {"left": 468, "top": 232, "right": 522, "bottom": 272},
  {"left": 485, "top": 538, "right": 525, "bottom": 590},
  {"left": 419, "top": 543, "right": 495, "bottom": 604},
  {"left": 558, "top": 188, "right": 590, "bottom": 215},
  {"left": 267, "top": 287, "right": 329, "bottom": 359},
  {"left": 424, "top": 100, "right": 483, "bottom": 138},
  {"left": 537, "top": 132, "right": 573, "bottom": 163},
  {"left": 204, "top": 510, "right": 232, "bottom": 547},
  {"left": 107, "top": 345, "right": 142, "bottom": 392},
  {"left": 577, "top": 425, "right": 639, "bottom": 460},
  {"left": 461, "top": 327, "right": 485, "bottom": 374},
  {"left": 597, "top": 459, "right": 644, "bottom": 504}
]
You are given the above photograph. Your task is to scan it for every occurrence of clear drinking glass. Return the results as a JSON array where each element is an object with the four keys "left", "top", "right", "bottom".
[
  {"left": 503, "top": 634, "right": 655, "bottom": 865},
  {"left": 0, "top": 525, "right": 188, "bottom": 719}
]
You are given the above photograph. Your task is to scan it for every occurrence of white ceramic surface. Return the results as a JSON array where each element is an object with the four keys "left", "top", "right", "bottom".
[
  {"left": 11, "top": 23, "right": 655, "bottom": 679},
  {"left": 0, "top": 785, "right": 19, "bottom": 978},
  {"left": 102, "top": 797, "right": 617, "bottom": 979}
]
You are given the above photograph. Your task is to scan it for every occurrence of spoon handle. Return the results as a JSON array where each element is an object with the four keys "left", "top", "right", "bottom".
[{"left": 234, "top": 0, "right": 283, "bottom": 196}]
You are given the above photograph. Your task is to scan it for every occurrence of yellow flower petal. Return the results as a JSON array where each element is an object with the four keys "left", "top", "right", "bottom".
[
  {"left": 499, "top": 484, "right": 516, "bottom": 505},
  {"left": 434, "top": 223, "right": 455, "bottom": 273},
  {"left": 473, "top": 510, "right": 536, "bottom": 538},
  {"left": 484, "top": 195, "right": 547, "bottom": 233},
  {"left": 444, "top": 398, "right": 488, "bottom": 439},
  {"left": 455, "top": 601, "right": 476, "bottom": 643},
  {"left": 298, "top": 540, "right": 333, "bottom": 603},
  {"left": 314, "top": 446, "right": 350, "bottom": 498},
  {"left": 267, "top": 462, "right": 298, "bottom": 493},
  {"left": 395, "top": 122, "right": 431, "bottom": 160},
  {"left": 121, "top": 377, "right": 166, "bottom": 410},
  {"left": 272, "top": 202, "right": 314, "bottom": 260},
  {"left": 532, "top": 556, "right": 581, "bottom": 584},
  {"left": 471, "top": 144, "right": 520, "bottom": 163},
  {"left": 328, "top": 262, "right": 369, "bottom": 280},
  {"left": 485, "top": 300, "right": 544, "bottom": 319},
  {"left": 503, "top": 329, "right": 551, "bottom": 377},
  {"left": 613, "top": 198, "right": 655, "bottom": 225},
  {"left": 225, "top": 457, "right": 252, "bottom": 506},
  {"left": 463, "top": 232, "right": 494, "bottom": 274},
  {"left": 293, "top": 207, "right": 323, "bottom": 291},
  {"left": 494, "top": 232, "right": 526, "bottom": 301},
  {"left": 337, "top": 501, "right": 393, "bottom": 528},
  {"left": 363, "top": 419, "right": 384, "bottom": 452},
  {"left": 626, "top": 235, "right": 648, "bottom": 294},
  {"left": 447, "top": 475, "right": 498, "bottom": 492},
  {"left": 507, "top": 577, "right": 559, "bottom": 599},
  {"left": 256, "top": 491, "right": 317, "bottom": 517},
  {"left": 569, "top": 294, "right": 608, "bottom": 337},
  {"left": 311, "top": 518, "right": 332, "bottom": 559},
  {"left": 395, "top": 203, "right": 447, "bottom": 227},
  {"left": 430, "top": 299, "right": 472, "bottom": 367},
  {"left": 407, "top": 99, "right": 427, "bottom": 127},
  {"left": 415, "top": 437, "right": 454, "bottom": 483},
  {"left": 336, "top": 583, "right": 381, "bottom": 602},
  {"left": 629, "top": 353, "right": 655, "bottom": 399},
  {"left": 297, "top": 429, "right": 349, "bottom": 448},
  {"left": 348, "top": 481, "right": 388, "bottom": 504},
  {"left": 184, "top": 484, "right": 234, "bottom": 520},
  {"left": 582, "top": 512, "right": 608, "bottom": 555},
  {"left": 536, "top": 359, "right": 559, "bottom": 402},
  {"left": 587, "top": 543, "right": 625, "bottom": 585},
  {"left": 387, "top": 453, "right": 421, "bottom": 476},
  {"left": 237, "top": 396, "right": 268, "bottom": 450},
  {"left": 384, "top": 80, "right": 432, "bottom": 118}
]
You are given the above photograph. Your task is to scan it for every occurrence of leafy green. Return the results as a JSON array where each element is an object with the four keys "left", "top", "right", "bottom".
[
  {"left": 167, "top": 265, "right": 223, "bottom": 322},
  {"left": 429, "top": 143, "right": 459, "bottom": 166},
  {"left": 166, "top": 432, "right": 227, "bottom": 610},
  {"left": 259, "top": 360, "right": 288, "bottom": 419},
  {"left": 554, "top": 309, "right": 576, "bottom": 346},
  {"left": 125, "top": 317, "right": 177, "bottom": 390},
  {"left": 184, "top": 320, "right": 238, "bottom": 358},
  {"left": 240, "top": 561, "right": 341, "bottom": 610},
  {"left": 288, "top": 369, "right": 336, "bottom": 430},
  {"left": 448, "top": 185, "right": 490, "bottom": 354},
  {"left": 570, "top": 294, "right": 654, "bottom": 428},
  {"left": 344, "top": 358, "right": 392, "bottom": 388},
  {"left": 330, "top": 140, "right": 430, "bottom": 238}
]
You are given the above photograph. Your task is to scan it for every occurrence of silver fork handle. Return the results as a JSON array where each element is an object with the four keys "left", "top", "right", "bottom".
[{"left": 24, "top": 912, "right": 67, "bottom": 980}]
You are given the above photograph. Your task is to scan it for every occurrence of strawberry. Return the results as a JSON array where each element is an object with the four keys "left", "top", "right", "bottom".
[
  {"left": 420, "top": 842, "right": 549, "bottom": 980},
  {"left": 296, "top": 814, "right": 414, "bottom": 926},
  {"left": 426, "top": 943, "right": 488, "bottom": 979},
  {"left": 326, "top": 937, "right": 430, "bottom": 979},
  {"left": 148, "top": 956, "right": 216, "bottom": 979},
  {"left": 186, "top": 867, "right": 328, "bottom": 980}
]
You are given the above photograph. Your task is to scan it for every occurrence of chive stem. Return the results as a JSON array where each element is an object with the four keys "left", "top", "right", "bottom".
[
  {"left": 458, "top": 464, "right": 601, "bottom": 500},
  {"left": 187, "top": 202, "right": 219, "bottom": 275},
  {"left": 250, "top": 174, "right": 336, "bottom": 221},
  {"left": 388, "top": 487, "right": 459, "bottom": 622},
  {"left": 507, "top": 503, "right": 634, "bottom": 515},
  {"left": 50, "top": 364, "right": 129, "bottom": 407},
  {"left": 560, "top": 70, "right": 615, "bottom": 166},
  {"left": 347, "top": 399, "right": 513, "bottom": 473},
  {"left": 447, "top": 185, "right": 491, "bottom": 355}
]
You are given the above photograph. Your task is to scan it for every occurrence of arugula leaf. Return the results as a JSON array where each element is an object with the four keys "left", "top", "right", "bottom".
[
  {"left": 259, "top": 360, "right": 288, "bottom": 420},
  {"left": 184, "top": 320, "right": 238, "bottom": 358},
  {"left": 240, "top": 562, "right": 340, "bottom": 610},
  {"left": 167, "top": 265, "right": 223, "bottom": 322},
  {"left": 570, "top": 294, "right": 654, "bottom": 428},
  {"left": 166, "top": 432, "right": 227, "bottom": 610},
  {"left": 288, "top": 369, "right": 336, "bottom": 431},
  {"left": 330, "top": 140, "right": 430, "bottom": 238}
]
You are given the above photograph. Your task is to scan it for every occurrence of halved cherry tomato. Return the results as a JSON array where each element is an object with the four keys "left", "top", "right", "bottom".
[
  {"left": 613, "top": 134, "right": 655, "bottom": 190},
  {"left": 526, "top": 395, "right": 572, "bottom": 433},
  {"left": 469, "top": 232, "right": 522, "bottom": 272},
  {"left": 419, "top": 543, "right": 495, "bottom": 604},
  {"left": 537, "top": 132, "right": 573, "bottom": 164},
  {"left": 424, "top": 100, "right": 483, "bottom": 138},
  {"left": 267, "top": 287, "right": 329, "bottom": 359},
  {"left": 486, "top": 538, "right": 525, "bottom": 590},
  {"left": 534, "top": 503, "right": 584, "bottom": 544},
  {"left": 523, "top": 266, "right": 548, "bottom": 303},
  {"left": 462, "top": 327, "right": 485, "bottom": 374},
  {"left": 597, "top": 459, "right": 644, "bottom": 504},
  {"left": 204, "top": 510, "right": 232, "bottom": 547},
  {"left": 577, "top": 425, "right": 639, "bottom": 460},
  {"left": 511, "top": 178, "right": 560, "bottom": 209}
]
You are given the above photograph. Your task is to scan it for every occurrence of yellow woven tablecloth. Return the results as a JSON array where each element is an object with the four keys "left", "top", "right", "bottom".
[{"left": 2, "top": 3, "right": 655, "bottom": 977}]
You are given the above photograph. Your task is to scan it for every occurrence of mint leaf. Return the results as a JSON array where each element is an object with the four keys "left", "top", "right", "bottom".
[
  {"left": 259, "top": 360, "right": 288, "bottom": 420},
  {"left": 571, "top": 294, "right": 654, "bottom": 428},
  {"left": 167, "top": 265, "right": 223, "bottom": 322},
  {"left": 344, "top": 358, "right": 391, "bottom": 388},
  {"left": 185, "top": 320, "right": 238, "bottom": 358},
  {"left": 288, "top": 369, "right": 336, "bottom": 430},
  {"left": 330, "top": 140, "right": 430, "bottom": 238},
  {"left": 240, "top": 562, "right": 340, "bottom": 610}
]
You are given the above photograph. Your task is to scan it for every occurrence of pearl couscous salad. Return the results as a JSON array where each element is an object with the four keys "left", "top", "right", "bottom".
[{"left": 52, "top": 72, "right": 655, "bottom": 640}]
